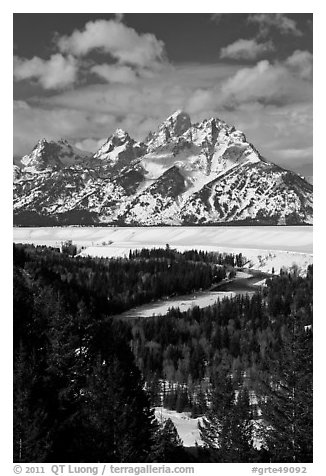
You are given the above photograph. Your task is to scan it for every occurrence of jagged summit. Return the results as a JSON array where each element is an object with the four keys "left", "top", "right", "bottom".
[
  {"left": 13, "top": 111, "right": 313, "bottom": 226},
  {"left": 94, "top": 128, "right": 146, "bottom": 167},
  {"left": 20, "top": 138, "right": 91, "bottom": 172},
  {"left": 146, "top": 110, "right": 192, "bottom": 150},
  {"left": 37, "top": 138, "right": 48, "bottom": 146},
  {"left": 160, "top": 110, "right": 192, "bottom": 136},
  {"left": 113, "top": 128, "right": 129, "bottom": 140},
  {"left": 94, "top": 129, "right": 132, "bottom": 160}
]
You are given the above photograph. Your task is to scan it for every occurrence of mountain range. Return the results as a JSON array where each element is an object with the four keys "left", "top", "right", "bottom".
[{"left": 13, "top": 110, "right": 313, "bottom": 226}]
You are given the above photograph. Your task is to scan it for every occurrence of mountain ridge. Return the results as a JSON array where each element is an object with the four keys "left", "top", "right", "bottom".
[{"left": 13, "top": 111, "right": 313, "bottom": 226}]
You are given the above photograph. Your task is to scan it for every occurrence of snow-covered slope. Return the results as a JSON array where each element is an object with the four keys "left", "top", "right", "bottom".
[
  {"left": 181, "top": 161, "right": 313, "bottom": 225},
  {"left": 13, "top": 111, "right": 313, "bottom": 226}
]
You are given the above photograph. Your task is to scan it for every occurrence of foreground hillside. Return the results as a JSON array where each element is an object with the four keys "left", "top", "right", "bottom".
[
  {"left": 14, "top": 244, "right": 312, "bottom": 462},
  {"left": 13, "top": 111, "right": 313, "bottom": 226}
]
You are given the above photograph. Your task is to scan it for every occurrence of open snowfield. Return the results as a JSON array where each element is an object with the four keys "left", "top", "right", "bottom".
[
  {"left": 13, "top": 226, "right": 313, "bottom": 275},
  {"left": 13, "top": 225, "right": 313, "bottom": 252}
]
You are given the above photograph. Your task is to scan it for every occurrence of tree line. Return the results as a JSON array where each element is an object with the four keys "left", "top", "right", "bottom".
[{"left": 14, "top": 244, "right": 237, "bottom": 317}]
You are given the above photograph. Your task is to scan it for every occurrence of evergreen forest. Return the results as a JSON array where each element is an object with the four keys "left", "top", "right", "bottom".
[{"left": 13, "top": 244, "right": 313, "bottom": 463}]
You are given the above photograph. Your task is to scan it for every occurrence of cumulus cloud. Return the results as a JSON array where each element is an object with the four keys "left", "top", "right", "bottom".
[
  {"left": 13, "top": 64, "right": 240, "bottom": 154},
  {"left": 13, "top": 54, "right": 78, "bottom": 89},
  {"left": 33, "top": 64, "right": 240, "bottom": 116},
  {"left": 13, "top": 18, "right": 167, "bottom": 90},
  {"left": 219, "top": 56, "right": 312, "bottom": 108},
  {"left": 186, "top": 89, "right": 216, "bottom": 115},
  {"left": 91, "top": 64, "right": 138, "bottom": 84},
  {"left": 57, "top": 19, "right": 166, "bottom": 68},
  {"left": 285, "top": 50, "right": 313, "bottom": 81},
  {"left": 248, "top": 13, "right": 303, "bottom": 38},
  {"left": 13, "top": 58, "right": 312, "bottom": 174},
  {"left": 220, "top": 38, "right": 274, "bottom": 60}
]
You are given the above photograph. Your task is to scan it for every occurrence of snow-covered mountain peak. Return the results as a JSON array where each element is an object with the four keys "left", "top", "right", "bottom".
[
  {"left": 14, "top": 112, "right": 313, "bottom": 226},
  {"left": 95, "top": 129, "right": 133, "bottom": 155},
  {"left": 93, "top": 129, "right": 147, "bottom": 168},
  {"left": 20, "top": 139, "right": 91, "bottom": 172},
  {"left": 21, "top": 139, "right": 60, "bottom": 170},
  {"left": 112, "top": 128, "right": 130, "bottom": 141},
  {"left": 146, "top": 111, "right": 192, "bottom": 150},
  {"left": 161, "top": 110, "right": 191, "bottom": 136},
  {"left": 26, "top": 138, "right": 50, "bottom": 156}
]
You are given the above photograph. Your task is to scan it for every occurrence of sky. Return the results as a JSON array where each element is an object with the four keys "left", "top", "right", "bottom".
[{"left": 13, "top": 12, "right": 313, "bottom": 176}]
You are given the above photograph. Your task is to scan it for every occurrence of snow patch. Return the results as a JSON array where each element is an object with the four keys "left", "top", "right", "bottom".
[{"left": 154, "top": 407, "right": 203, "bottom": 447}]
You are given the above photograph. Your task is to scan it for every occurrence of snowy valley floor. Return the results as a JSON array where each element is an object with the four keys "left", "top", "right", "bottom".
[{"left": 13, "top": 225, "right": 313, "bottom": 276}]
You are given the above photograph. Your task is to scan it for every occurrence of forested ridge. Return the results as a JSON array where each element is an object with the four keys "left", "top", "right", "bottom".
[{"left": 13, "top": 244, "right": 312, "bottom": 463}]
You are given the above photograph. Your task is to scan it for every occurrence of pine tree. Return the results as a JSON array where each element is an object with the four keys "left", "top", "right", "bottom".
[
  {"left": 152, "top": 418, "right": 186, "bottom": 462},
  {"left": 228, "top": 386, "right": 255, "bottom": 462},
  {"left": 82, "top": 320, "right": 156, "bottom": 462},
  {"left": 199, "top": 369, "right": 255, "bottom": 462},
  {"left": 198, "top": 368, "right": 235, "bottom": 459},
  {"left": 259, "top": 314, "right": 313, "bottom": 462},
  {"left": 13, "top": 343, "right": 52, "bottom": 462}
]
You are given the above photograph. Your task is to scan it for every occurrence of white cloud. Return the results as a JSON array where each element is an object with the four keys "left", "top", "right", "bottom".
[
  {"left": 248, "top": 13, "right": 303, "bottom": 37},
  {"left": 285, "top": 50, "right": 313, "bottom": 81},
  {"left": 13, "top": 18, "right": 167, "bottom": 90},
  {"left": 219, "top": 58, "right": 312, "bottom": 107},
  {"left": 13, "top": 54, "right": 78, "bottom": 90},
  {"left": 220, "top": 38, "right": 274, "bottom": 60},
  {"left": 186, "top": 89, "right": 216, "bottom": 115},
  {"left": 32, "top": 64, "right": 240, "bottom": 117},
  {"left": 12, "top": 64, "right": 241, "bottom": 155},
  {"left": 74, "top": 137, "right": 106, "bottom": 153},
  {"left": 57, "top": 19, "right": 166, "bottom": 68},
  {"left": 91, "top": 64, "right": 138, "bottom": 83}
]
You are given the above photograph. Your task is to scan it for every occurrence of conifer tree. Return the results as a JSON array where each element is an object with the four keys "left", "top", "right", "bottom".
[
  {"left": 82, "top": 320, "right": 156, "bottom": 462},
  {"left": 259, "top": 314, "right": 313, "bottom": 462},
  {"left": 198, "top": 368, "right": 235, "bottom": 459},
  {"left": 152, "top": 418, "right": 186, "bottom": 462},
  {"left": 228, "top": 386, "right": 255, "bottom": 462},
  {"left": 199, "top": 369, "right": 255, "bottom": 462}
]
